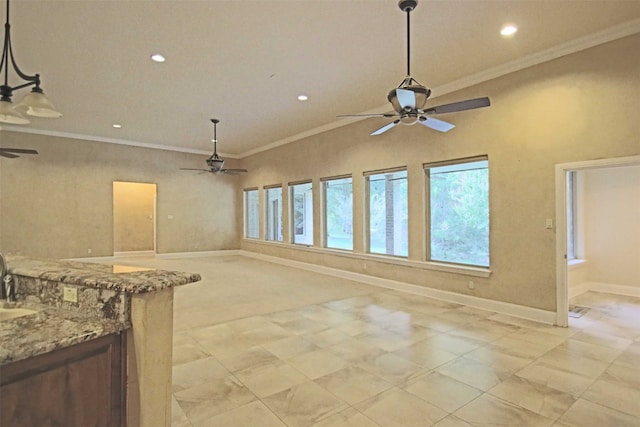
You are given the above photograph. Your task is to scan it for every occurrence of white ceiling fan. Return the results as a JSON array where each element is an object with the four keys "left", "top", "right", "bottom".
[{"left": 339, "top": 0, "right": 490, "bottom": 136}]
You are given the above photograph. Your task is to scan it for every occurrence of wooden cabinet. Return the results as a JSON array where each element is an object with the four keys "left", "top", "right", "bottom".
[{"left": 0, "top": 333, "right": 126, "bottom": 427}]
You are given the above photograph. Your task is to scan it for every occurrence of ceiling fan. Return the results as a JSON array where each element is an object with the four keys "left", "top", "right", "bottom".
[
  {"left": 180, "top": 119, "right": 248, "bottom": 175},
  {"left": 0, "top": 148, "right": 38, "bottom": 159},
  {"left": 338, "top": 0, "right": 490, "bottom": 136}
]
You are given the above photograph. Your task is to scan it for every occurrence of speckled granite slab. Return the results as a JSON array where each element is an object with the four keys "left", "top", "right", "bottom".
[
  {"left": 6, "top": 255, "right": 201, "bottom": 293},
  {"left": 0, "top": 302, "right": 127, "bottom": 365},
  {"left": 16, "top": 275, "right": 129, "bottom": 324},
  {"left": 0, "top": 255, "right": 201, "bottom": 366}
]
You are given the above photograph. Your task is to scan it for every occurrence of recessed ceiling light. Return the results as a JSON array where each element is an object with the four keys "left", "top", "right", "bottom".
[
  {"left": 112, "top": 124, "right": 122, "bottom": 129},
  {"left": 500, "top": 24, "right": 518, "bottom": 37},
  {"left": 151, "top": 53, "right": 166, "bottom": 63},
  {"left": 297, "top": 95, "right": 308, "bottom": 101}
]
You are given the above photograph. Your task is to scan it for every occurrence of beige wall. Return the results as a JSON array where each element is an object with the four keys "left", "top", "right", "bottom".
[
  {"left": 238, "top": 34, "right": 640, "bottom": 312},
  {"left": 583, "top": 165, "right": 640, "bottom": 288},
  {"left": 0, "top": 132, "right": 240, "bottom": 258},
  {"left": 113, "top": 181, "right": 156, "bottom": 253}
]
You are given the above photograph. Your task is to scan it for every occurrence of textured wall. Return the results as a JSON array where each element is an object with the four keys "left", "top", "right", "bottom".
[
  {"left": 0, "top": 133, "right": 240, "bottom": 258},
  {"left": 238, "top": 34, "right": 640, "bottom": 312}
]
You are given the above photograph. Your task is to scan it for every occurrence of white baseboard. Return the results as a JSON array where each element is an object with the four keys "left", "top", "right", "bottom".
[
  {"left": 240, "top": 250, "right": 556, "bottom": 325},
  {"left": 156, "top": 250, "right": 241, "bottom": 259},
  {"left": 570, "top": 281, "right": 640, "bottom": 298},
  {"left": 66, "top": 256, "right": 118, "bottom": 263},
  {"left": 68, "top": 249, "right": 240, "bottom": 262},
  {"left": 113, "top": 250, "right": 155, "bottom": 258},
  {"left": 589, "top": 282, "right": 640, "bottom": 298}
]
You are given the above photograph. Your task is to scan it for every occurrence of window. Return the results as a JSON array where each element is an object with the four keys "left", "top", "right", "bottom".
[
  {"left": 244, "top": 188, "right": 259, "bottom": 239},
  {"left": 566, "top": 170, "right": 587, "bottom": 263},
  {"left": 426, "top": 157, "right": 489, "bottom": 267},
  {"left": 323, "top": 176, "right": 353, "bottom": 250},
  {"left": 290, "top": 181, "right": 313, "bottom": 245},
  {"left": 265, "top": 186, "right": 283, "bottom": 242},
  {"left": 366, "top": 169, "right": 408, "bottom": 256},
  {"left": 566, "top": 171, "right": 576, "bottom": 260}
]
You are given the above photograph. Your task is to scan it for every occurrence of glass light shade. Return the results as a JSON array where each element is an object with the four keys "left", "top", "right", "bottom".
[
  {"left": 207, "top": 157, "right": 225, "bottom": 170},
  {"left": 388, "top": 86, "right": 430, "bottom": 113},
  {"left": 16, "top": 90, "right": 62, "bottom": 118},
  {"left": 0, "top": 99, "right": 30, "bottom": 124}
]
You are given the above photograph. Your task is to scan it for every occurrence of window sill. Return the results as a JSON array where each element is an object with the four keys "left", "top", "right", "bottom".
[
  {"left": 242, "top": 239, "right": 491, "bottom": 278},
  {"left": 568, "top": 258, "right": 587, "bottom": 270}
]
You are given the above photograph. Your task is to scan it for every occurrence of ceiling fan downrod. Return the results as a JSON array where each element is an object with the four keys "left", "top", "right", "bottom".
[{"left": 399, "top": 0, "right": 417, "bottom": 80}]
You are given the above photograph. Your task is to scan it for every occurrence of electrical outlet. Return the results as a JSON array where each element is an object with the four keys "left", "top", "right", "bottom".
[
  {"left": 63, "top": 287, "right": 78, "bottom": 303},
  {"left": 468, "top": 281, "right": 475, "bottom": 290},
  {"left": 87, "top": 248, "right": 92, "bottom": 254}
]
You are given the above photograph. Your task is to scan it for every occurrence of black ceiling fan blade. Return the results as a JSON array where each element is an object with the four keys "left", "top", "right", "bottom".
[
  {"left": 221, "top": 168, "right": 248, "bottom": 175},
  {"left": 337, "top": 112, "right": 398, "bottom": 118},
  {"left": 424, "top": 97, "right": 491, "bottom": 115},
  {"left": 418, "top": 116, "right": 455, "bottom": 132},
  {"left": 0, "top": 148, "right": 39, "bottom": 154},
  {"left": 0, "top": 151, "right": 19, "bottom": 159},
  {"left": 180, "top": 167, "right": 211, "bottom": 172},
  {"left": 371, "top": 120, "right": 401, "bottom": 136}
]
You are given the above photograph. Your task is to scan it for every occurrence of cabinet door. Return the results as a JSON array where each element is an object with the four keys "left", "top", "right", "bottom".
[{"left": 1, "top": 333, "right": 125, "bottom": 427}]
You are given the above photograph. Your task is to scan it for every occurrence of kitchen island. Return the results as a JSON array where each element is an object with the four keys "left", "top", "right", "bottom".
[{"left": 0, "top": 255, "right": 201, "bottom": 427}]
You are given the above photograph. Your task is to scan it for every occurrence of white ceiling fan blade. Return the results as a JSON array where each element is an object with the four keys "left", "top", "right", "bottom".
[
  {"left": 371, "top": 120, "right": 400, "bottom": 136},
  {"left": 396, "top": 88, "right": 415, "bottom": 110},
  {"left": 419, "top": 116, "right": 455, "bottom": 132}
]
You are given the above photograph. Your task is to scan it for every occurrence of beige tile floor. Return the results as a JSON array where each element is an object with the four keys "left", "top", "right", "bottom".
[{"left": 109, "top": 255, "right": 640, "bottom": 427}]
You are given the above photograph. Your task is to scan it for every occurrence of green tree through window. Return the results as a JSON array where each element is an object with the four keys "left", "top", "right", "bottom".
[
  {"left": 324, "top": 177, "right": 353, "bottom": 250},
  {"left": 428, "top": 159, "right": 489, "bottom": 267}
]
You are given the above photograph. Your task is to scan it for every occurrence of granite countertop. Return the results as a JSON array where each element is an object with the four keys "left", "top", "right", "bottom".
[
  {"left": 0, "top": 301, "right": 128, "bottom": 365},
  {"left": 6, "top": 255, "right": 201, "bottom": 294}
]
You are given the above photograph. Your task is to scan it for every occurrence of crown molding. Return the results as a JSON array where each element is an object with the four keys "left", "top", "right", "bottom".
[
  {"left": 238, "top": 18, "right": 640, "bottom": 158},
  {"left": 0, "top": 125, "right": 241, "bottom": 158},
  {"left": 3, "top": 18, "right": 638, "bottom": 160}
]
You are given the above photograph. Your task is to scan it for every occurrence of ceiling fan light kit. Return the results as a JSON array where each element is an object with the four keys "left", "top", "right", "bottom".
[
  {"left": 338, "top": 0, "right": 490, "bottom": 136},
  {"left": 0, "top": 0, "right": 62, "bottom": 125}
]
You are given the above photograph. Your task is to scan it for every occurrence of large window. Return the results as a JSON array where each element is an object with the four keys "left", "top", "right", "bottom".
[
  {"left": 366, "top": 169, "right": 408, "bottom": 256},
  {"left": 265, "top": 186, "right": 283, "bottom": 242},
  {"left": 426, "top": 158, "right": 489, "bottom": 267},
  {"left": 290, "top": 181, "right": 313, "bottom": 245},
  {"left": 244, "top": 188, "right": 259, "bottom": 239},
  {"left": 323, "top": 176, "right": 353, "bottom": 250}
]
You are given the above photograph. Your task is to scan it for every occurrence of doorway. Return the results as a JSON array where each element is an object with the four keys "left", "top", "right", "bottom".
[
  {"left": 555, "top": 155, "right": 640, "bottom": 326},
  {"left": 113, "top": 181, "right": 157, "bottom": 256}
]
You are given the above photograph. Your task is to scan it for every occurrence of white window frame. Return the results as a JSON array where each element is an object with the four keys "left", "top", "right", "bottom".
[
  {"left": 322, "top": 175, "right": 353, "bottom": 251},
  {"left": 290, "top": 181, "right": 313, "bottom": 246},
  {"left": 265, "top": 185, "right": 283, "bottom": 242},
  {"left": 425, "top": 156, "right": 490, "bottom": 268},
  {"left": 365, "top": 167, "right": 408, "bottom": 257},
  {"left": 243, "top": 188, "right": 259, "bottom": 239}
]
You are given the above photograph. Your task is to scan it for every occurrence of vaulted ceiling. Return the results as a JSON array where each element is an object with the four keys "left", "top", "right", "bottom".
[{"left": 3, "top": 0, "right": 640, "bottom": 157}]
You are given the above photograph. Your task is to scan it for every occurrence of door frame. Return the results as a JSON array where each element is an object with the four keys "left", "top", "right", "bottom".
[
  {"left": 554, "top": 155, "right": 640, "bottom": 326},
  {"left": 112, "top": 181, "right": 158, "bottom": 256}
]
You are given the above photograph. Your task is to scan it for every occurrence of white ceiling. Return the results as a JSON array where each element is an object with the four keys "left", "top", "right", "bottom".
[{"left": 3, "top": 0, "right": 640, "bottom": 157}]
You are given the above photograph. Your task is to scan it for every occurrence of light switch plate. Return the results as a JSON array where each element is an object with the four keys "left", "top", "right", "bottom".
[{"left": 63, "top": 286, "right": 78, "bottom": 303}]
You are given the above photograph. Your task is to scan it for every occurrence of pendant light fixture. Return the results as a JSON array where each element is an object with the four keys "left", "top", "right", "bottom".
[{"left": 0, "top": 0, "right": 61, "bottom": 124}]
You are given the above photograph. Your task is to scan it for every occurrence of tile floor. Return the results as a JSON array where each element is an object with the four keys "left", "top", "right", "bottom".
[{"left": 110, "top": 255, "right": 640, "bottom": 427}]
